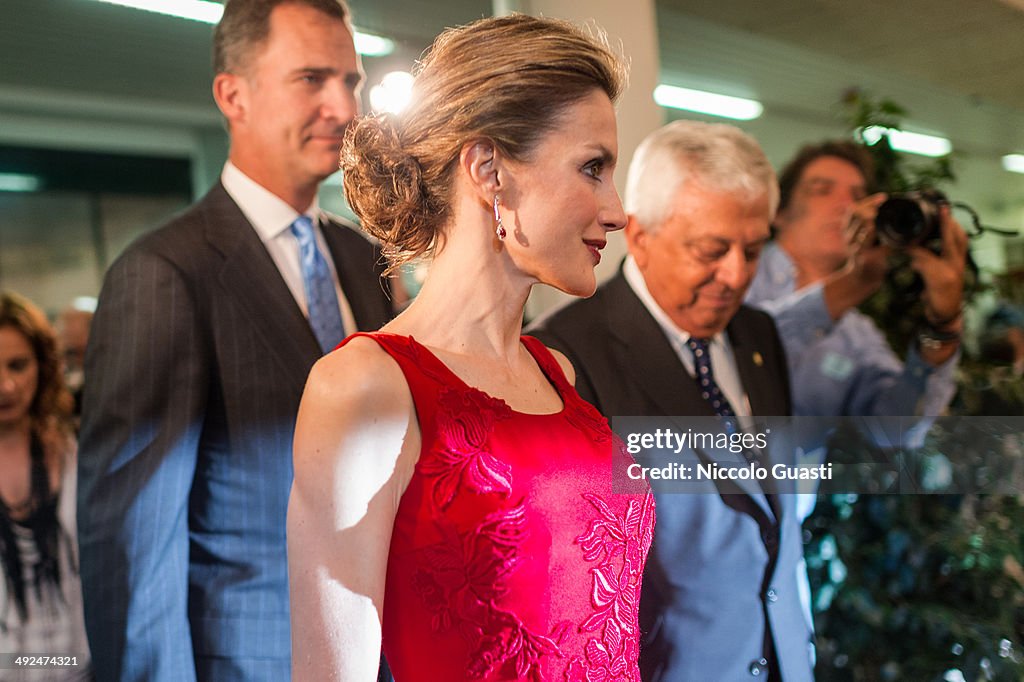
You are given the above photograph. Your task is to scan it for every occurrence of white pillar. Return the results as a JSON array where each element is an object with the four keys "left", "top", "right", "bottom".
[{"left": 493, "top": 0, "right": 663, "bottom": 319}]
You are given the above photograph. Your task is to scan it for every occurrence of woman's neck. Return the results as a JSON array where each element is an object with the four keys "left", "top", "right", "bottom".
[
  {"left": 0, "top": 419, "right": 33, "bottom": 511},
  {"left": 0, "top": 417, "right": 31, "bottom": 450},
  {"left": 390, "top": 221, "right": 533, "bottom": 362}
]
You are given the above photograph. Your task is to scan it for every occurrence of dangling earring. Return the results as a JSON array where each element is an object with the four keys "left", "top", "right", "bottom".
[{"left": 493, "top": 195, "right": 506, "bottom": 240}]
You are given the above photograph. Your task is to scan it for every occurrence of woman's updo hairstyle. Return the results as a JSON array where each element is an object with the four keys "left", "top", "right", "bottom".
[{"left": 342, "top": 13, "right": 626, "bottom": 272}]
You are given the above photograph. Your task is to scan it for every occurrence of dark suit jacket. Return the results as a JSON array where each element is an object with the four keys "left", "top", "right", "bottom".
[
  {"left": 530, "top": 268, "right": 816, "bottom": 682},
  {"left": 77, "top": 183, "right": 393, "bottom": 682}
]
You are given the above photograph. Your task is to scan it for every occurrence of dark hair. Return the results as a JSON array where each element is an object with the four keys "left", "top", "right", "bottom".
[
  {"left": 213, "top": 0, "right": 350, "bottom": 74},
  {"left": 341, "top": 13, "right": 627, "bottom": 274},
  {"left": 777, "top": 140, "right": 876, "bottom": 215}
]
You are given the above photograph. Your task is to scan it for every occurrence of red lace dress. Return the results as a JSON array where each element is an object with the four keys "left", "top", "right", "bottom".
[{"left": 344, "top": 333, "right": 654, "bottom": 681}]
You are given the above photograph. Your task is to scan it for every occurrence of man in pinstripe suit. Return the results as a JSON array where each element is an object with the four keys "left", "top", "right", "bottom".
[{"left": 76, "top": 1, "right": 393, "bottom": 680}]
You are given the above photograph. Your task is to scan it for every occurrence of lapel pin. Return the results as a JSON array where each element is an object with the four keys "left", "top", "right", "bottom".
[{"left": 752, "top": 351, "right": 763, "bottom": 367}]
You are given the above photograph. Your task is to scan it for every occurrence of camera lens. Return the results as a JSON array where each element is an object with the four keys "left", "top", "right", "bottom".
[{"left": 876, "top": 196, "right": 930, "bottom": 247}]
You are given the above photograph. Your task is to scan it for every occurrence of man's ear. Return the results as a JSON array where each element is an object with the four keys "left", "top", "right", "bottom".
[
  {"left": 212, "top": 72, "right": 249, "bottom": 127},
  {"left": 459, "top": 138, "right": 504, "bottom": 204},
  {"left": 625, "top": 215, "right": 650, "bottom": 268}
]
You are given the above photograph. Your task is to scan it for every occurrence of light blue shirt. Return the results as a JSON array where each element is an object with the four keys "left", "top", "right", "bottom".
[{"left": 746, "top": 243, "right": 957, "bottom": 417}]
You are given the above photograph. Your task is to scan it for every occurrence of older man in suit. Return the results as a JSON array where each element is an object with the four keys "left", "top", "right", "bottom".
[
  {"left": 77, "top": 1, "right": 393, "bottom": 680},
  {"left": 531, "top": 120, "right": 813, "bottom": 681}
]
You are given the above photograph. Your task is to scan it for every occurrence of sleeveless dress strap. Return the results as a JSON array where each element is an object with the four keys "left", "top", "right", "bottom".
[
  {"left": 340, "top": 332, "right": 574, "bottom": 415},
  {"left": 334, "top": 332, "right": 447, "bottom": 437},
  {"left": 336, "top": 330, "right": 378, "bottom": 350},
  {"left": 520, "top": 335, "right": 574, "bottom": 393}
]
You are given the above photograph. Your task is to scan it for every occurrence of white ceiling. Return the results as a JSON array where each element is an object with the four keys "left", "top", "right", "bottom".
[
  {"left": 660, "top": 0, "right": 1024, "bottom": 114},
  {"left": 0, "top": 0, "right": 491, "bottom": 123},
  {"left": 0, "top": 0, "right": 1022, "bottom": 149}
]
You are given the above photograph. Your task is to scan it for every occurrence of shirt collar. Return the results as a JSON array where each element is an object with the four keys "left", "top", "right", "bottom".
[
  {"left": 759, "top": 242, "right": 799, "bottom": 294},
  {"left": 221, "top": 161, "right": 320, "bottom": 241},
  {"left": 623, "top": 255, "right": 727, "bottom": 348}
]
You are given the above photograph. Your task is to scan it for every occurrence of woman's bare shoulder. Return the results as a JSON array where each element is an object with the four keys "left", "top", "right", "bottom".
[
  {"left": 304, "top": 336, "right": 411, "bottom": 414},
  {"left": 293, "top": 335, "right": 419, "bottom": 511},
  {"left": 544, "top": 346, "right": 577, "bottom": 385}
]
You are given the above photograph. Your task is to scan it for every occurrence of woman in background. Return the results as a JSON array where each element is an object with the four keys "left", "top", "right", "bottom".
[
  {"left": 0, "top": 292, "right": 91, "bottom": 680},
  {"left": 288, "top": 14, "right": 654, "bottom": 682}
]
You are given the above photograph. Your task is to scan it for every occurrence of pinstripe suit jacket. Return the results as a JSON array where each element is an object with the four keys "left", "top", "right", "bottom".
[
  {"left": 77, "top": 183, "right": 393, "bottom": 682},
  {"left": 530, "top": 268, "right": 815, "bottom": 682}
]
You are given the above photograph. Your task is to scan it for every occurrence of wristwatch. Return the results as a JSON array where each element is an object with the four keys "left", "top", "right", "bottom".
[{"left": 917, "top": 320, "right": 962, "bottom": 352}]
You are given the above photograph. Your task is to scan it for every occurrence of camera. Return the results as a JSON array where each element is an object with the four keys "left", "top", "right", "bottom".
[{"left": 874, "top": 189, "right": 946, "bottom": 249}]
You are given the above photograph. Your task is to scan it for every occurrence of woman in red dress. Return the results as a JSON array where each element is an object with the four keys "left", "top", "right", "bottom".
[{"left": 288, "top": 15, "right": 654, "bottom": 681}]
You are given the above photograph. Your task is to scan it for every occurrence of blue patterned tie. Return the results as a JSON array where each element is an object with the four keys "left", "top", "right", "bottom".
[
  {"left": 690, "top": 340, "right": 772, "bottom": 500},
  {"left": 291, "top": 215, "right": 345, "bottom": 354},
  {"left": 687, "top": 337, "right": 737, "bottom": 418}
]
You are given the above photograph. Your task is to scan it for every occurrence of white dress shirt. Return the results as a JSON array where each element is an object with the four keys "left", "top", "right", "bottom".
[
  {"left": 623, "top": 256, "right": 753, "bottom": 419},
  {"left": 221, "top": 162, "right": 357, "bottom": 334}
]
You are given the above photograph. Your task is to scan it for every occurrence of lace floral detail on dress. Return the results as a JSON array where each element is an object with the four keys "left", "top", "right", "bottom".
[
  {"left": 563, "top": 393, "right": 612, "bottom": 444},
  {"left": 410, "top": 504, "right": 572, "bottom": 680},
  {"left": 383, "top": 333, "right": 653, "bottom": 681},
  {"left": 420, "top": 386, "right": 514, "bottom": 509},
  {"left": 384, "top": 335, "right": 453, "bottom": 386},
  {"left": 567, "top": 492, "right": 656, "bottom": 682}
]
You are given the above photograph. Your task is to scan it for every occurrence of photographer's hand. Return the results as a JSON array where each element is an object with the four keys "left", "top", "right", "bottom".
[
  {"left": 909, "top": 204, "right": 968, "bottom": 365},
  {"left": 823, "top": 194, "right": 889, "bottom": 320}
]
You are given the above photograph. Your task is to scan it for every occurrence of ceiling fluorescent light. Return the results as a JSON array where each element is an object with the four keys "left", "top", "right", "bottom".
[
  {"left": 90, "top": 0, "right": 224, "bottom": 23},
  {"left": 370, "top": 71, "right": 415, "bottom": 114},
  {"left": 87, "top": 0, "right": 395, "bottom": 55},
  {"left": 73, "top": 296, "right": 99, "bottom": 313},
  {"left": 0, "top": 173, "right": 41, "bottom": 192},
  {"left": 862, "top": 126, "right": 952, "bottom": 157},
  {"left": 654, "top": 84, "right": 763, "bottom": 121},
  {"left": 1002, "top": 154, "right": 1024, "bottom": 174},
  {"left": 354, "top": 33, "right": 396, "bottom": 57}
]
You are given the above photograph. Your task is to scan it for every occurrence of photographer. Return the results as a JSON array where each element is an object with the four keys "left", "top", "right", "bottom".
[{"left": 746, "top": 140, "right": 968, "bottom": 417}]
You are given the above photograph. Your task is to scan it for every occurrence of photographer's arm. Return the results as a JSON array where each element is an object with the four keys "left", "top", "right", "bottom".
[
  {"left": 822, "top": 194, "right": 890, "bottom": 319},
  {"left": 816, "top": 202, "right": 964, "bottom": 414},
  {"left": 908, "top": 205, "right": 968, "bottom": 367},
  {"left": 820, "top": 249, "right": 888, "bottom": 319},
  {"left": 288, "top": 338, "right": 419, "bottom": 682},
  {"left": 838, "top": 328, "right": 957, "bottom": 418}
]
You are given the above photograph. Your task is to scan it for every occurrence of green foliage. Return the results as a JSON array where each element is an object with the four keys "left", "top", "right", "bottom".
[
  {"left": 954, "top": 357, "right": 1024, "bottom": 416},
  {"left": 807, "top": 491, "right": 1024, "bottom": 681},
  {"left": 842, "top": 89, "right": 957, "bottom": 194}
]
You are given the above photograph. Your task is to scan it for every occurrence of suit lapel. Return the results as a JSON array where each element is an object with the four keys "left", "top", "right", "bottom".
[
  {"left": 687, "top": 438, "right": 778, "bottom": 527},
  {"left": 201, "top": 184, "right": 321, "bottom": 379},
  {"left": 728, "top": 311, "right": 778, "bottom": 417},
  {"left": 602, "top": 274, "right": 715, "bottom": 418},
  {"left": 606, "top": 272, "right": 776, "bottom": 519},
  {"left": 726, "top": 313, "right": 783, "bottom": 518}
]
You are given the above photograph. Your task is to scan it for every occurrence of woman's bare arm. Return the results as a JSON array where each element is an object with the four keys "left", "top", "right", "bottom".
[{"left": 288, "top": 338, "right": 419, "bottom": 681}]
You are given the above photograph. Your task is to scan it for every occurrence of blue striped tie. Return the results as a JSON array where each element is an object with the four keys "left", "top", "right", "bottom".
[
  {"left": 690, "top": 340, "right": 770, "bottom": 493},
  {"left": 687, "top": 337, "right": 737, "bottom": 418},
  {"left": 291, "top": 216, "right": 345, "bottom": 354}
]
